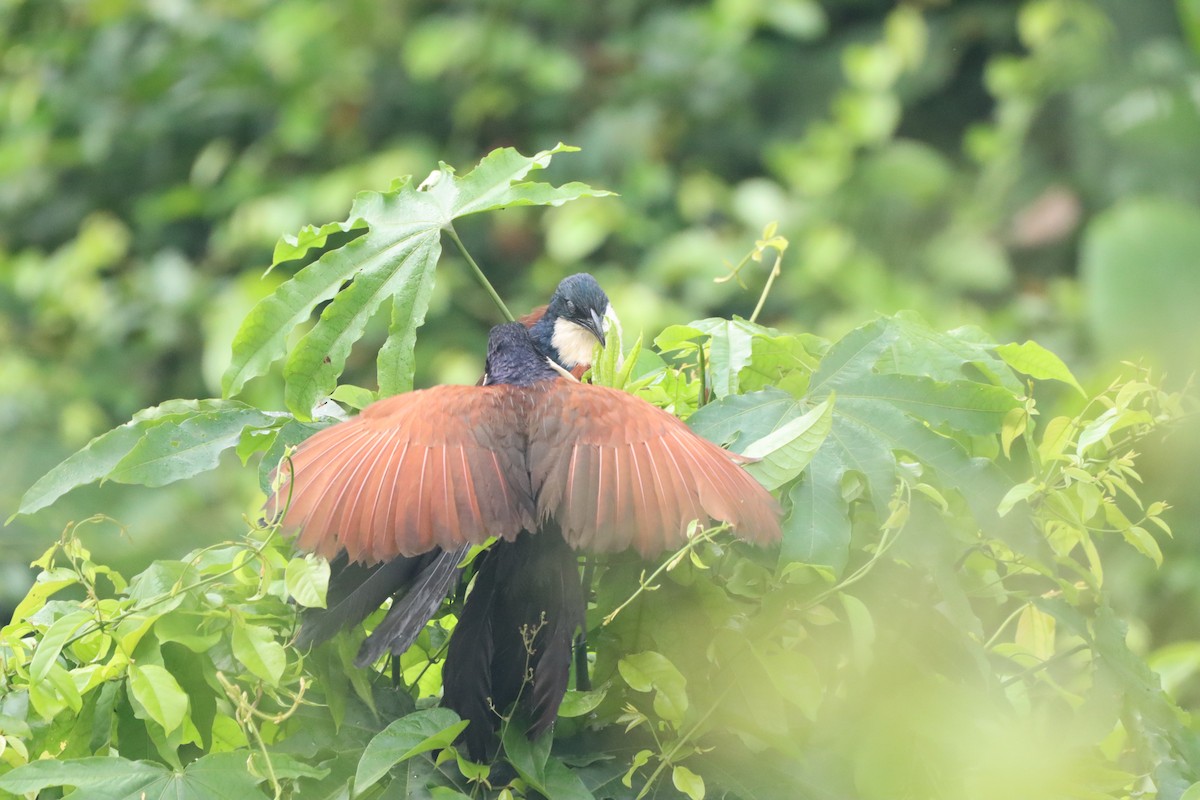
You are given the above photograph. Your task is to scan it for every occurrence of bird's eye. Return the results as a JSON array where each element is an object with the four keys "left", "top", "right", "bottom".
[{"left": 565, "top": 299, "right": 577, "bottom": 316}]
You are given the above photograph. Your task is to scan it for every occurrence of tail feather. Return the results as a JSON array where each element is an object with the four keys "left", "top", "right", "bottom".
[
  {"left": 355, "top": 545, "right": 467, "bottom": 667},
  {"left": 296, "top": 547, "right": 464, "bottom": 665},
  {"left": 442, "top": 531, "right": 584, "bottom": 760}
]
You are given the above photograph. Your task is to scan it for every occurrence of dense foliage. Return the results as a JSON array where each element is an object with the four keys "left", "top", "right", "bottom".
[
  {"left": 2, "top": 1, "right": 1199, "bottom": 798},
  {"left": 1, "top": 148, "right": 1196, "bottom": 799}
]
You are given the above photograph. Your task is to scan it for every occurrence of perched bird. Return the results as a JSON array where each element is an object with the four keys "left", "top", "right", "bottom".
[
  {"left": 270, "top": 323, "right": 781, "bottom": 759},
  {"left": 294, "top": 274, "right": 614, "bottom": 660},
  {"left": 522, "top": 272, "right": 612, "bottom": 377}
]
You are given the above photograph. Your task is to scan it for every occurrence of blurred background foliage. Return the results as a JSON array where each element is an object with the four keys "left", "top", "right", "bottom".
[{"left": 1, "top": 0, "right": 1199, "bottom": 762}]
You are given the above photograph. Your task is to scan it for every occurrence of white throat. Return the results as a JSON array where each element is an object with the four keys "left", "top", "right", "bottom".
[{"left": 551, "top": 303, "right": 613, "bottom": 368}]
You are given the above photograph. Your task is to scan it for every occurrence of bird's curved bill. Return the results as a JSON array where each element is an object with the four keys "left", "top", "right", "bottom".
[{"left": 587, "top": 308, "right": 607, "bottom": 347}]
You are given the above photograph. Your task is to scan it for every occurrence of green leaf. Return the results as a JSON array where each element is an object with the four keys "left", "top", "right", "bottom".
[
  {"left": 285, "top": 555, "right": 330, "bottom": 609},
  {"left": 672, "top": 765, "right": 706, "bottom": 800},
  {"left": 687, "top": 387, "right": 808, "bottom": 451},
  {"left": 224, "top": 145, "right": 610, "bottom": 414},
  {"left": 835, "top": 373, "right": 1019, "bottom": 435},
  {"left": 231, "top": 622, "right": 286, "bottom": 685},
  {"left": 354, "top": 708, "right": 468, "bottom": 795},
  {"left": 108, "top": 407, "right": 277, "bottom": 487},
  {"left": 996, "top": 341, "right": 1086, "bottom": 396},
  {"left": 618, "top": 651, "right": 689, "bottom": 726},
  {"left": 781, "top": 449, "right": 852, "bottom": 571},
  {"left": 741, "top": 397, "right": 834, "bottom": 490},
  {"left": 0, "top": 752, "right": 263, "bottom": 799},
  {"left": 998, "top": 482, "right": 1039, "bottom": 517},
  {"left": 29, "top": 609, "right": 92, "bottom": 683},
  {"left": 128, "top": 664, "right": 189, "bottom": 734},
  {"left": 558, "top": 687, "right": 608, "bottom": 718},
  {"left": 501, "top": 719, "right": 552, "bottom": 788},
  {"left": 13, "top": 399, "right": 261, "bottom": 517}
]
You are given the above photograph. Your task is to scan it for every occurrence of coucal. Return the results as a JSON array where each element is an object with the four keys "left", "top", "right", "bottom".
[
  {"left": 294, "top": 274, "right": 614, "bottom": 664},
  {"left": 270, "top": 322, "right": 781, "bottom": 759}
]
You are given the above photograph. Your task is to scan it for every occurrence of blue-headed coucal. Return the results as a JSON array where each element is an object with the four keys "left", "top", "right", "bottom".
[
  {"left": 293, "top": 274, "right": 616, "bottom": 665},
  {"left": 270, "top": 320, "right": 781, "bottom": 759}
]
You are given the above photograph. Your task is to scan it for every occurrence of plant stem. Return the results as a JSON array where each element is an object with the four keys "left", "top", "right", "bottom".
[
  {"left": 446, "top": 224, "right": 514, "bottom": 322},
  {"left": 749, "top": 248, "right": 783, "bottom": 324}
]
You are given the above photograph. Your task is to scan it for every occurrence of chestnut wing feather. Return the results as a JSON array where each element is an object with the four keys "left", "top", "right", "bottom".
[
  {"left": 528, "top": 382, "right": 782, "bottom": 557},
  {"left": 268, "top": 386, "right": 537, "bottom": 563}
]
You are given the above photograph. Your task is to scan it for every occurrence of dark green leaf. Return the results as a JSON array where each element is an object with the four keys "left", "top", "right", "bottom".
[
  {"left": 354, "top": 708, "right": 468, "bottom": 794},
  {"left": 0, "top": 752, "right": 263, "bottom": 799}
]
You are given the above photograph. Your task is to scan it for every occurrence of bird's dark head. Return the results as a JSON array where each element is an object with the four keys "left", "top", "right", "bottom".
[
  {"left": 537, "top": 273, "right": 612, "bottom": 369},
  {"left": 484, "top": 323, "right": 562, "bottom": 386}
]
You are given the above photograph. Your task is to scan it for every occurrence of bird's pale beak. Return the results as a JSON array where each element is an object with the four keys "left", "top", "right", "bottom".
[{"left": 587, "top": 309, "right": 607, "bottom": 347}]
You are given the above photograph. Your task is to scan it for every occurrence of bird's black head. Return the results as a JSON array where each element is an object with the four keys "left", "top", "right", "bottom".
[
  {"left": 546, "top": 274, "right": 610, "bottom": 338},
  {"left": 531, "top": 273, "right": 612, "bottom": 369},
  {"left": 484, "top": 323, "right": 562, "bottom": 386}
]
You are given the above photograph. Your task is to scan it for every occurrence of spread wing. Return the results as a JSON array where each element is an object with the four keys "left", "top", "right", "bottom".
[
  {"left": 267, "top": 386, "right": 537, "bottom": 563},
  {"left": 528, "top": 382, "right": 782, "bottom": 557}
]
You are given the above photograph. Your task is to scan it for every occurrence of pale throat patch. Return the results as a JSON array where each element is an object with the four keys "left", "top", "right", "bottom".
[{"left": 551, "top": 303, "right": 614, "bottom": 368}]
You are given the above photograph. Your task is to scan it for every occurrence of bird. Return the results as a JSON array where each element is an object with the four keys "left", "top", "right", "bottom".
[
  {"left": 269, "top": 322, "right": 781, "bottom": 760},
  {"left": 294, "top": 274, "right": 615, "bottom": 664}
]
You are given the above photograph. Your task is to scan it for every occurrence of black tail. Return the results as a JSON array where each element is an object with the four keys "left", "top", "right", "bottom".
[
  {"left": 442, "top": 531, "right": 584, "bottom": 761},
  {"left": 295, "top": 546, "right": 466, "bottom": 666}
]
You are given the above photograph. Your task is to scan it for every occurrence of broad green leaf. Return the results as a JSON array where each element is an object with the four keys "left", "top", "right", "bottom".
[
  {"left": 672, "top": 765, "right": 706, "bottom": 800},
  {"left": 835, "top": 373, "right": 1018, "bottom": 435},
  {"left": 128, "top": 664, "right": 189, "bottom": 734},
  {"left": 0, "top": 752, "right": 263, "bottom": 799},
  {"left": 618, "top": 651, "right": 688, "bottom": 725},
  {"left": 698, "top": 318, "right": 759, "bottom": 398},
  {"left": 875, "top": 313, "right": 1023, "bottom": 392},
  {"left": 108, "top": 407, "right": 277, "bottom": 486},
  {"left": 540, "top": 758, "right": 596, "bottom": 800},
  {"left": 741, "top": 397, "right": 834, "bottom": 490},
  {"left": 13, "top": 399, "right": 258, "bottom": 517},
  {"left": 231, "top": 622, "right": 286, "bottom": 685},
  {"left": 154, "top": 612, "right": 224, "bottom": 653},
  {"left": 558, "top": 687, "right": 608, "bottom": 717},
  {"left": 285, "top": 555, "right": 330, "bottom": 609},
  {"left": 996, "top": 340, "right": 1086, "bottom": 396},
  {"left": 781, "top": 450, "right": 851, "bottom": 571},
  {"left": 500, "top": 722, "right": 552, "bottom": 792},
  {"left": 687, "top": 387, "right": 807, "bottom": 451},
  {"left": 354, "top": 708, "right": 468, "bottom": 794},
  {"left": 283, "top": 226, "right": 440, "bottom": 413},
  {"left": 224, "top": 144, "right": 610, "bottom": 414}
]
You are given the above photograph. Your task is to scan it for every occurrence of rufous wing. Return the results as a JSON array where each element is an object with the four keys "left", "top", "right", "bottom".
[
  {"left": 528, "top": 382, "right": 782, "bottom": 557},
  {"left": 267, "top": 386, "right": 537, "bottom": 563}
]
